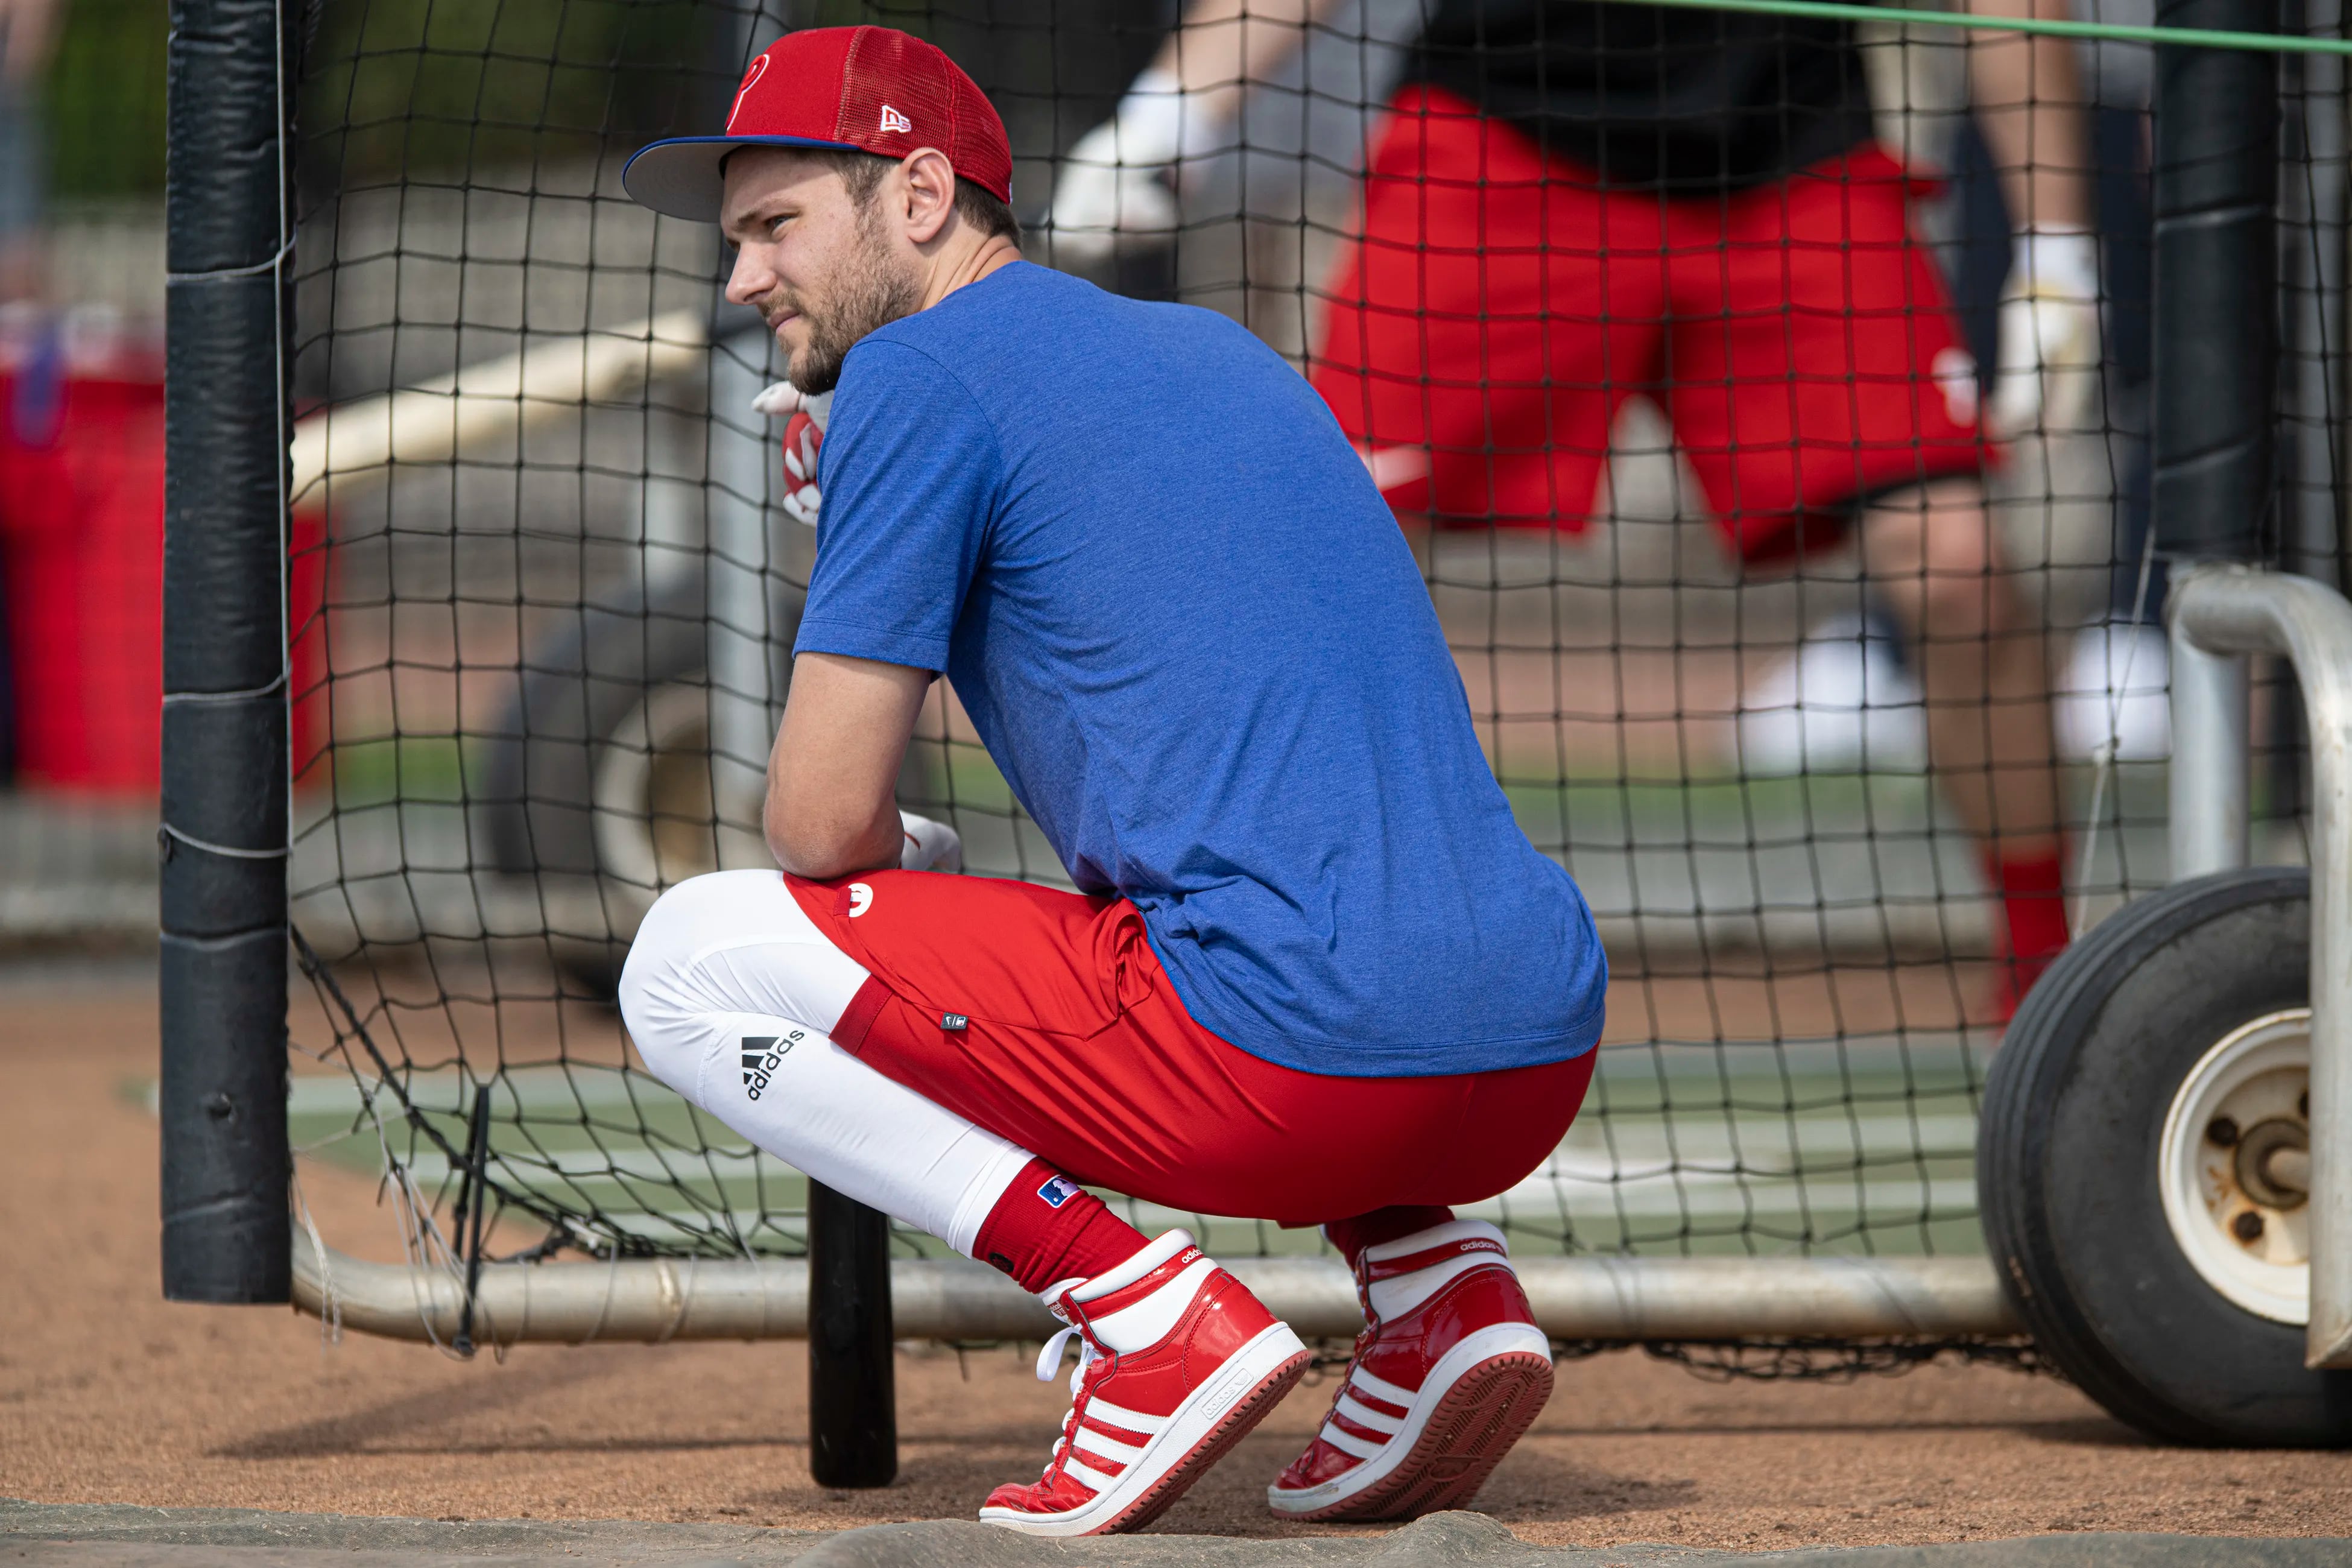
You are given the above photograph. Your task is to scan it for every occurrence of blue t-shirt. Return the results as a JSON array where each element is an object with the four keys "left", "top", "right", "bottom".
[{"left": 795, "top": 262, "right": 1606, "bottom": 1076}]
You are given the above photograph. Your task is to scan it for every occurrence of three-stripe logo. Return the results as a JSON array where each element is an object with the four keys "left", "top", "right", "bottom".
[{"left": 741, "top": 1029, "right": 805, "bottom": 1100}]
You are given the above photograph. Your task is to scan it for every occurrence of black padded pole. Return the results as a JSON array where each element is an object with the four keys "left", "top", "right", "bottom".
[
  {"left": 807, "top": 1181, "right": 897, "bottom": 1486},
  {"left": 2152, "top": 0, "right": 2281, "bottom": 563},
  {"left": 159, "top": 0, "right": 297, "bottom": 1304}
]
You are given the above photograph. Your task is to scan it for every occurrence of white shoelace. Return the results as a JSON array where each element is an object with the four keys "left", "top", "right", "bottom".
[
  {"left": 1032, "top": 1324, "right": 1108, "bottom": 1474},
  {"left": 1035, "top": 1324, "right": 1102, "bottom": 1394}
]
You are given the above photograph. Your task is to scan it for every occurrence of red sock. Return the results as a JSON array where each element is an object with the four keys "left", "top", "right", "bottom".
[
  {"left": 971, "top": 1159, "right": 1149, "bottom": 1293},
  {"left": 1324, "top": 1206, "right": 1456, "bottom": 1265},
  {"left": 1993, "top": 850, "right": 2071, "bottom": 998}
]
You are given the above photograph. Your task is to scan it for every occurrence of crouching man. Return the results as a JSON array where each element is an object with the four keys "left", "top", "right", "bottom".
[{"left": 616, "top": 25, "right": 1607, "bottom": 1537}]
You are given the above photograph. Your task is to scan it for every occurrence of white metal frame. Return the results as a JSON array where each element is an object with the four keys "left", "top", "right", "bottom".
[
  {"left": 2169, "top": 563, "right": 2352, "bottom": 1368},
  {"left": 291, "top": 1231, "right": 2012, "bottom": 1348}
]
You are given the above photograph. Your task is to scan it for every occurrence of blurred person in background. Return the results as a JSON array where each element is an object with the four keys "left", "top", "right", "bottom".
[
  {"left": 0, "top": 0, "right": 53, "bottom": 305},
  {"left": 1054, "top": 0, "right": 2096, "bottom": 1019},
  {"left": 0, "top": 0, "right": 58, "bottom": 786},
  {"left": 2050, "top": 0, "right": 2169, "bottom": 764},
  {"left": 1746, "top": 1, "right": 2172, "bottom": 777}
]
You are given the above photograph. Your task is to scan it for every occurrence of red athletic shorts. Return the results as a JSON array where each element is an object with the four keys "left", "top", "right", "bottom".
[
  {"left": 1309, "top": 85, "right": 1989, "bottom": 560},
  {"left": 787, "top": 869, "right": 1594, "bottom": 1228}
]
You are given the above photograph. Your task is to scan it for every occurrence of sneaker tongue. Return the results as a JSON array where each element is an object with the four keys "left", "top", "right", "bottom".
[
  {"left": 1070, "top": 1227, "right": 1197, "bottom": 1302},
  {"left": 1035, "top": 1276, "right": 1087, "bottom": 1313}
]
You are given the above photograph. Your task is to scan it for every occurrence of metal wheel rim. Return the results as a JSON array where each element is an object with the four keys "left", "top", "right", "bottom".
[{"left": 2157, "top": 1007, "right": 2312, "bottom": 1326}]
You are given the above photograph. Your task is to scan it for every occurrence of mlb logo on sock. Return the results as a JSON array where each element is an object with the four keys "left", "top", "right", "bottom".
[{"left": 1038, "top": 1174, "right": 1083, "bottom": 1209}]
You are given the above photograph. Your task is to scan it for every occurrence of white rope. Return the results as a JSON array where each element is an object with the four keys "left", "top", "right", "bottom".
[
  {"left": 291, "top": 1166, "right": 341, "bottom": 1347},
  {"left": 350, "top": 1064, "right": 475, "bottom": 1361},
  {"left": 2071, "top": 523, "right": 2164, "bottom": 936}
]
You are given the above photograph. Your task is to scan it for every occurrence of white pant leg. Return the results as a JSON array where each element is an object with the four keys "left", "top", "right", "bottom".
[{"left": 618, "top": 869, "right": 1032, "bottom": 1254}]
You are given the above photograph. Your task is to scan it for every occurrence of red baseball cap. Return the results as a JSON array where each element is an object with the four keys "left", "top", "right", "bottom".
[{"left": 624, "top": 27, "right": 1013, "bottom": 221}]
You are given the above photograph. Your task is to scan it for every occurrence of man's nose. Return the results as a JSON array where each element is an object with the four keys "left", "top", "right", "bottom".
[{"left": 724, "top": 246, "right": 770, "bottom": 308}]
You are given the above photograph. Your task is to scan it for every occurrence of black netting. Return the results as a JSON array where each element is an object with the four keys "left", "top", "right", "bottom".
[{"left": 277, "top": 1, "right": 2345, "bottom": 1356}]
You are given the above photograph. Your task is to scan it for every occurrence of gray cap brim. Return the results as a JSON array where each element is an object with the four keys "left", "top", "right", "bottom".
[{"left": 622, "top": 134, "right": 865, "bottom": 222}]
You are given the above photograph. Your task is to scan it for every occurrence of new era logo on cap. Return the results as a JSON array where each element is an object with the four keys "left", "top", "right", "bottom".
[{"left": 622, "top": 26, "right": 1013, "bottom": 221}]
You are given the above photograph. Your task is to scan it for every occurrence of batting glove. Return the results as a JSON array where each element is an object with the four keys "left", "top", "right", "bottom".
[
  {"left": 1988, "top": 228, "right": 2103, "bottom": 440},
  {"left": 898, "top": 810, "right": 963, "bottom": 874},
  {"left": 753, "top": 383, "right": 831, "bottom": 527},
  {"left": 1051, "top": 69, "right": 1221, "bottom": 264}
]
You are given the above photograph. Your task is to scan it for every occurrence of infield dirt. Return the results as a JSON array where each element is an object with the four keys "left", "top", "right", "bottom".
[{"left": 5, "top": 966, "right": 2349, "bottom": 1551}]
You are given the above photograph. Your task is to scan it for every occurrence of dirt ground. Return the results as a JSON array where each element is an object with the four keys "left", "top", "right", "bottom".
[{"left": 5, "top": 966, "right": 2350, "bottom": 1552}]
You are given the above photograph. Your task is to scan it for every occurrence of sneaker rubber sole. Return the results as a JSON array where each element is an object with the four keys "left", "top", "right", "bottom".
[
  {"left": 1267, "top": 1327, "right": 1555, "bottom": 1523},
  {"left": 981, "top": 1321, "right": 1312, "bottom": 1537}
]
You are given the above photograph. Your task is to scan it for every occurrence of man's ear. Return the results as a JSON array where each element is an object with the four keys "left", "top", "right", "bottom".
[{"left": 900, "top": 147, "right": 959, "bottom": 245}]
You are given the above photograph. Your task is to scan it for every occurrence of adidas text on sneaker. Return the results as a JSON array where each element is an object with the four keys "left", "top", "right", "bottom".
[
  {"left": 1267, "top": 1219, "right": 1554, "bottom": 1521},
  {"left": 979, "top": 1229, "right": 1310, "bottom": 1537}
]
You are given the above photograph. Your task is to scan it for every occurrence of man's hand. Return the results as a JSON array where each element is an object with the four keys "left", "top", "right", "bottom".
[
  {"left": 1962, "top": 0, "right": 2096, "bottom": 438},
  {"left": 1050, "top": 0, "right": 1335, "bottom": 264},
  {"left": 1988, "top": 229, "right": 2103, "bottom": 439},
  {"left": 765, "top": 652, "right": 931, "bottom": 879},
  {"left": 897, "top": 810, "right": 964, "bottom": 873},
  {"left": 1052, "top": 77, "right": 1189, "bottom": 264},
  {"left": 754, "top": 382, "right": 830, "bottom": 526},
  {"left": 779, "top": 410, "right": 824, "bottom": 526}
]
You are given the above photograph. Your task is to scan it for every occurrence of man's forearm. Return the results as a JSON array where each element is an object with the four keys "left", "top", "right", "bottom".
[
  {"left": 1965, "top": 0, "right": 2092, "bottom": 231},
  {"left": 762, "top": 650, "right": 931, "bottom": 880},
  {"left": 1146, "top": 0, "right": 1327, "bottom": 102}
]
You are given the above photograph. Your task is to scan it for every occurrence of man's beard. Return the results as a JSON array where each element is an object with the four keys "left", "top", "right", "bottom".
[{"left": 765, "top": 213, "right": 922, "bottom": 395}]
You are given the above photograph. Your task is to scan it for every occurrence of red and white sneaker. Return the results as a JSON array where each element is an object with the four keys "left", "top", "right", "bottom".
[
  {"left": 979, "top": 1229, "right": 1310, "bottom": 1537},
  {"left": 1266, "top": 1219, "right": 1553, "bottom": 1521}
]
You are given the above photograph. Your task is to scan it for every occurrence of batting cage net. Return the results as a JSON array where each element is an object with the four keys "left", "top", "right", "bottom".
[{"left": 278, "top": 0, "right": 2347, "bottom": 1342}]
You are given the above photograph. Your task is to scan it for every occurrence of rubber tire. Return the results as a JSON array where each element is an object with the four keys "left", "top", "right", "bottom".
[
  {"left": 472, "top": 573, "right": 802, "bottom": 996},
  {"left": 1979, "top": 865, "right": 2352, "bottom": 1446}
]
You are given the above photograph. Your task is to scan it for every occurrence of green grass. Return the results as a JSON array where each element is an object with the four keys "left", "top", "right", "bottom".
[
  {"left": 321, "top": 723, "right": 2180, "bottom": 865},
  {"left": 319, "top": 736, "right": 470, "bottom": 810},
  {"left": 271, "top": 1034, "right": 1990, "bottom": 1262}
]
